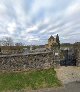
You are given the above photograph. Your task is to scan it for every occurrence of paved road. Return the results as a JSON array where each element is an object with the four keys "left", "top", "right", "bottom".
[
  {"left": 29, "top": 82, "right": 80, "bottom": 92},
  {"left": 49, "top": 82, "right": 80, "bottom": 92}
]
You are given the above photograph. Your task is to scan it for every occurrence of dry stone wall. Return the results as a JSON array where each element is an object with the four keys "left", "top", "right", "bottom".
[
  {"left": 0, "top": 48, "right": 79, "bottom": 72},
  {"left": 0, "top": 52, "right": 54, "bottom": 72},
  {"left": 75, "top": 48, "right": 80, "bottom": 66}
]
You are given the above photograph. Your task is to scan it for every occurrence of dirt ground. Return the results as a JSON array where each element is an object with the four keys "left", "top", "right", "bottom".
[{"left": 55, "top": 66, "right": 80, "bottom": 84}]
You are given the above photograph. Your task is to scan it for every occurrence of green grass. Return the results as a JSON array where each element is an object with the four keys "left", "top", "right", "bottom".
[{"left": 0, "top": 68, "right": 61, "bottom": 91}]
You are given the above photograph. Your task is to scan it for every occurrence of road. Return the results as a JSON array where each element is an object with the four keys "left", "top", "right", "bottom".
[{"left": 27, "top": 82, "right": 80, "bottom": 92}]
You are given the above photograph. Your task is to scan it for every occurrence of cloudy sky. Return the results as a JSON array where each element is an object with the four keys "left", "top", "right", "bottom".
[{"left": 0, "top": 0, "right": 80, "bottom": 45}]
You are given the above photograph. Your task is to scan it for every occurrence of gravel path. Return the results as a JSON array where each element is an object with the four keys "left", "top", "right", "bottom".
[{"left": 55, "top": 66, "right": 80, "bottom": 84}]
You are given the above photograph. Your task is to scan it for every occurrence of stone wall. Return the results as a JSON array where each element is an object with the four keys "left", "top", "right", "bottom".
[
  {"left": 0, "top": 52, "right": 54, "bottom": 72},
  {"left": 75, "top": 48, "right": 80, "bottom": 66},
  {"left": 0, "top": 48, "right": 79, "bottom": 72}
]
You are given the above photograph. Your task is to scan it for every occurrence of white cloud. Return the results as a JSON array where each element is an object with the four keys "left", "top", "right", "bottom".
[
  {"left": 30, "top": 0, "right": 55, "bottom": 15},
  {"left": 39, "top": 19, "right": 63, "bottom": 34},
  {"left": 0, "top": 34, "right": 10, "bottom": 38},
  {"left": 65, "top": 1, "right": 80, "bottom": 16},
  {"left": 23, "top": 35, "right": 39, "bottom": 42},
  {"left": 0, "top": 3, "right": 6, "bottom": 14},
  {"left": 25, "top": 25, "right": 38, "bottom": 33},
  {"left": 0, "top": 0, "right": 80, "bottom": 44},
  {"left": 7, "top": 21, "right": 17, "bottom": 34}
]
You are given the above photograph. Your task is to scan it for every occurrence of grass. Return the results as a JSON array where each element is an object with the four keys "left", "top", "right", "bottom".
[{"left": 0, "top": 68, "right": 61, "bottom": 91}]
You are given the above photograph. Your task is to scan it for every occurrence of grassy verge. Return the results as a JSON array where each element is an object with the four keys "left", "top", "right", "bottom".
[{"left": 0, "top": 68, "right": 61, "bottom": 91}]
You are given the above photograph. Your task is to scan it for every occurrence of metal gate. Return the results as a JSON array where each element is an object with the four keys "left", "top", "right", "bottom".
[{"left": 60, "top": 49, "right": 76, "bottom": 66}]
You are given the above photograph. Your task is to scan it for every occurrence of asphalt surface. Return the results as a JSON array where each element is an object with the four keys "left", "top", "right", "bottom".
[
  {"left": 30, "top": 82, "right": 80, "bottom": 92},
  {"left": 48, "top": 82, "right": 80, "bottom": 92}
]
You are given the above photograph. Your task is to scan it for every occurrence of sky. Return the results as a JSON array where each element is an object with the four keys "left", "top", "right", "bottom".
[{"left": 0, "top": 0, "right": 80, "bottom": 45}]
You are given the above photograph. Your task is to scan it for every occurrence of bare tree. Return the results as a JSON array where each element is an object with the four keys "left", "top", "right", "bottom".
[
  {"left": 0, "top": 40, "right": 2, "bottom": 46},
  {"left": 1, "top": 37, "right": 14, "bottom": 46},
  {"left": 15, "top": 42, "right": 23, "bottom": 46}
]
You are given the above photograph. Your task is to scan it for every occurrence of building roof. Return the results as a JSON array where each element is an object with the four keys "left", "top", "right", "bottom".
[{"left": 48, "top": 35, "right": 54, "bottom": 40}]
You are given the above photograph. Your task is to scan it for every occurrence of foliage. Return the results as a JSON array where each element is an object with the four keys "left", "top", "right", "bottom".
[{"left": 56, "top": 34, "right": 60, "bottom": 48}]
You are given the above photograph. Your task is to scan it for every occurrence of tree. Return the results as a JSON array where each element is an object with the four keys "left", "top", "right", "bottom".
[
  {"left": 1, "top": 37, "right": 14, "bottom": 46},
  {"left": 0, "top": 40, "right": 2, "bottom": 46},
  {"left": 56, "top": 34, "right": 60, "bottom": 48},
  {"left": 15, "top": 42, "right": 23, "bottom": 46}
]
